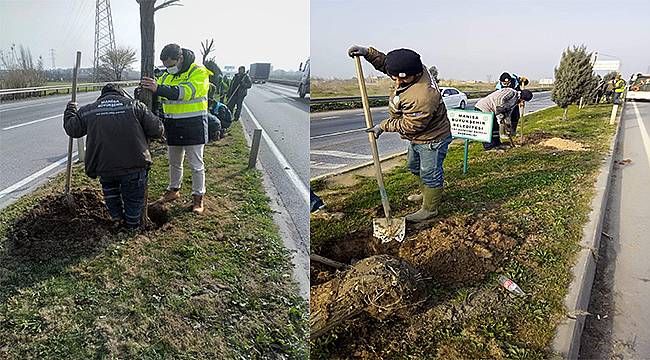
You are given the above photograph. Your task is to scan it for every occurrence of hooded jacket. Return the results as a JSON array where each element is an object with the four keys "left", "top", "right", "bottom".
[
  {"left": 474, "top": 88, "right": 520, "bottom": 124},
  {"left": 155, "top": 48, "right": 210, "bottom": 146},
  {"left": 227, "top": 71, "right": 252, "bottom": 99},
  {"left": 364, "top": 47, "right": 451, "bottom": 144},
  {"left": 63, "top": 89, "right": 164, "bottom": 178}
]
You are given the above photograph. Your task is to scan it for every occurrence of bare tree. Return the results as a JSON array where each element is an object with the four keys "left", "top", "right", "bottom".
[
  {"left": 136, "top": 0, "right": 182, "bottom": 109},
  {"left": 98, "top": 47, "right": 137, "bottom": 81},
  {"left": 200, "top": 39, "right": 215, "bottom": 64},
  {"left": 0, "top": 44, "right": 46, "bottom": 89}
]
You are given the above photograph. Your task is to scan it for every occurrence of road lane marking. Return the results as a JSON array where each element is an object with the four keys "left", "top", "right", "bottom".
[
  {"left": 310, "top": 161, "right": 347, "bottom": 170},
  {"left": 310, "top": 127, "right": 366, "bottom": 139},
  {"left": 310, "top": 150, "right": 372, "bottom": 160},
  {"left": 2, "top": 114, "right": 61, "bottom": 131},
  {"left": 632, "top": 102, "right": 650, "bottom": 169},
  {"left": 0, "top": 152, "right": 78, "bottom": 199},
  {"left": 242, "top": 103, "right": 309, "bottom": 203},
  {"left": 262, "top": 84, "right": 298, "bottom": 98},
  {"left": 320, "top": 116, "right": 340, "bottom": 120},
  {"left": 0, "top": 99, "right": 67, "bottom": 112}
]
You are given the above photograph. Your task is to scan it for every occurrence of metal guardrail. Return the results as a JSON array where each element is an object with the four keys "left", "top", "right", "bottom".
[
  {"left": 0, "top": 80, "right": 140, "bottom": 97},
  {"left": 311, "top": 87, "right": 553, "bottom": 104}
]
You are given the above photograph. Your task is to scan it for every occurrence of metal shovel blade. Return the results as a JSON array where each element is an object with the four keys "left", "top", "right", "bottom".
[{"left": 373, "top": 217, "right": 406, "bottom": 243}]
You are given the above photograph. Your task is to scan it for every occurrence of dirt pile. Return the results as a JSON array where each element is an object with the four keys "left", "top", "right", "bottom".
[
  {"left": 4, "top": 189, "right": 170, "bottom": 262},
  {"left": 5, "top": 189, "right": 116, "bottom": 261},
  {"left": 398, "top": 216, "right": 518, "bottom": 286},
  {"left": 310, "top": 216, "right": 521, "bottom": 340},
  {"left": 540, "top": 137, "right": 588, "bottom": 151},
  {"left": 310, "top": 255, "right": 422, "bottom": 339}
]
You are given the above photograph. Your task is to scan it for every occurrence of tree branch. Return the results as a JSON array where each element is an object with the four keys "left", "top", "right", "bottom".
[{"left": 154, "top": 0, "right": 182, "bottom": 12}]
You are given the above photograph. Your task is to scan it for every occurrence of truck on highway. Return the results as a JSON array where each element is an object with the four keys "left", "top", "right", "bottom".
[
  {"left": 298, "top": 58, "right": 310, "bottom": 98},
  {"left": 249, "top": 63, "right": 271, "bottom": 84}
]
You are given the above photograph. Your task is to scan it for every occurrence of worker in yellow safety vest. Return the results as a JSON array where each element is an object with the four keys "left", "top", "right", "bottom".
[
  {"left": 612, "top": 73, "right": 626, "bottom": 105},
  {"left": 141, "top": 43, "right": 211, "bottom": 214}
]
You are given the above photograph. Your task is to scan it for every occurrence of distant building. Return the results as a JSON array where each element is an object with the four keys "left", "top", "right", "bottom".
[{"left": 539, "top": 78, "right": 555, "bottom": 85}]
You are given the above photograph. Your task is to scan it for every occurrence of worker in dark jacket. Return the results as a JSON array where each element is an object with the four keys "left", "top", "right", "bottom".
[
  {"left": 63, "top": 83, "right": 164, "bottom": 228},
  {"left": 226, "top": 66, "right": 252, "bottom": 121},
  {"left": 349, "top": 45, "right": 452, "bottom": 223},
  {"left": 495, "top": 72, "right": 529, "bottom": 137},
  {"left": 475, "top": 87, "right": 533, "bottom": 150}
]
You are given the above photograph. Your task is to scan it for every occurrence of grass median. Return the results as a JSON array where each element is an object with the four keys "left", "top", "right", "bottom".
[
  {"left": 310, "top": 104, "right": 615, "bottom": 359},
  {"left": 0, "top": 122, "right": 308, "bottom": 359}
]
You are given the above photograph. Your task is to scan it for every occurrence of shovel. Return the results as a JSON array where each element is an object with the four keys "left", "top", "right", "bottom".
[
  {"left": 353, "top": 56, "right": 405, "bottom": 243},
  {"left": 64, "top": 51, "right": 82, "bottom": 215}
]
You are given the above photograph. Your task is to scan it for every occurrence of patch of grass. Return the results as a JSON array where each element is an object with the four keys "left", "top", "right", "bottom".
[
  {"left": 310, "top": 104, "right": 615, "bottom": 358},
  {"left": 0, "top": 122, "right": 308, "bottom": 359}
]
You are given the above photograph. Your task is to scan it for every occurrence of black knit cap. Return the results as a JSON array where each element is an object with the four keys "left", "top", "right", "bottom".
[
  {"left": 499, "top": 72, "right": 512, "bottom": 82},
  {"left": 101, "top": 83, "right": 124, "bottom": 96},
  {"left": 385, "top": 49, "right": 422, "bottom": 78}
]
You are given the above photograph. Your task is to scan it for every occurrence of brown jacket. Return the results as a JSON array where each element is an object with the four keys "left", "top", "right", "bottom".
[{"left": 365, "top": 47, "right": 451, "bottom": 144}]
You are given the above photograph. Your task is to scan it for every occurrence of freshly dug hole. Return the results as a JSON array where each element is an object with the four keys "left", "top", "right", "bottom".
[
  {"left": 310, "top": 255, "right": 422, "bottom": 339},
  {"left": 5, "top": 189, "right": 116, "bottom": 261},
  {"left": 147, "top": 202, "right": 171, "bottom": 228}
]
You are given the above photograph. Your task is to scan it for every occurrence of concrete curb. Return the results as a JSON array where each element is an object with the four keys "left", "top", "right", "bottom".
[{"left": 551, "top": 103, "right": 626, "bottom": 359}]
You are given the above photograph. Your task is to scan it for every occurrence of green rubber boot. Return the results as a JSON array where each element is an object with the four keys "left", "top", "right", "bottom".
[{"left": 405, "top": 187, "right": 443, "bottom": 223}]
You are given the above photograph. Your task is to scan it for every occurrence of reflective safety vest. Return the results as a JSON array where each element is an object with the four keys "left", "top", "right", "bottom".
[
  {"left": 156, "top": 63, "right": 210, "bottom": 118},
  {"left": 614, "top": 79, "right": 626, "bottom": 93}
]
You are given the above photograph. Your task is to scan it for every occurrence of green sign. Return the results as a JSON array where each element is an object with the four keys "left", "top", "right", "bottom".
[
  {"left": 447, "top": 109, "right": 494, "bottom": 174},
  {"left": 448, "top": 109, "right": 494, "bottom": 143}
]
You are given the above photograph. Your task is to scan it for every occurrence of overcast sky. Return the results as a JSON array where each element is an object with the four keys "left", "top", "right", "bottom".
[
  {"left": 312, "top": 0, "right": 650, "bottom": 80},
  {"left": 0, "top": 0, "right": 309, "bottom": 72}
]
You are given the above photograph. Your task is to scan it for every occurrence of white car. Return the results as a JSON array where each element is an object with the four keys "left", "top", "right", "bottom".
[
  {"left": 627, "top": 74, "right": 650, "bottom": 102},
  {"left": 440, "top": 87, "right": 468, "bottom": 109}
]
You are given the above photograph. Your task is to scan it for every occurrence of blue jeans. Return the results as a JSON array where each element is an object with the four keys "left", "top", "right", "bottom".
[
  {"left": 407, "top": 135, "right": 452, "bottom": 189},
  {"left": 100, "top": 169, "right": 147, "bottom": 228},
  {"left": 613, "top": 91, "right": 622, "bottom": 105}
]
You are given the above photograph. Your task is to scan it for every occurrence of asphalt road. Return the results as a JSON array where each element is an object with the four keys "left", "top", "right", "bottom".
[
  {"left": 580, "top": 100, "right": 650, "bottom": 359},
  {"left": 310, "top": 91, "right": 554, "bottom": 178},
  {"left": 238, "top": 82, "right": 310, "bottom": 297},
  {"left": 0, "top": 87, "right": 136, "bottom": 209}
]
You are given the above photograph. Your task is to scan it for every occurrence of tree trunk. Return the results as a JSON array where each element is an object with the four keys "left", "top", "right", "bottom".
[
  {"left": 563, "top": 107, "right": 569, "bottom": 120},
  {"left": 138, "top": 0, "right": 155, "bottom": 110}
]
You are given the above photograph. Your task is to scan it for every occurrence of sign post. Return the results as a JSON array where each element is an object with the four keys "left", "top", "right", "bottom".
[
  {"left": 463, "top": 139, "right": 469, "bottom": 174},
  {"left": 447, "top": 109, "right": 494, "bottom": 175}
]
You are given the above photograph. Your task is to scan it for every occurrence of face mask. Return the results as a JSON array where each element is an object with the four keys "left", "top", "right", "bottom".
[{"left": 167, "top": 65, "right": 180, "bottom": 74}]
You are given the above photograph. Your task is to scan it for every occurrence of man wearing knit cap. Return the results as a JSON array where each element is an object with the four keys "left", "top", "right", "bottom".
[{"left": 348, "top": 45, "right": 452, "bottom": 223}]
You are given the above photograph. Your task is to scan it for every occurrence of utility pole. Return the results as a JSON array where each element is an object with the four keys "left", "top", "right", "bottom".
[
  {"left": 93, "top": 0, "right": 116, "bottom": 81},
  {"left": 49, "top": 48, "right": 56, "bottom": 69}
]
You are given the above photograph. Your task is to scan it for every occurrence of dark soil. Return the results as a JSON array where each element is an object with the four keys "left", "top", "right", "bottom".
[
  {"left": 310, "top": 215, "right": 521, "bottom": 344},
  {"left": 313, "top": 215, "right": 519, "bottom": 288},
  {"left": 5, "top": 189, "right": 117, "bottom": 261},
  {"left": 522, "top": 130, "right": 554, "bottom": 145},
  {"left": 4, "top": 189, "right": 170, "bottom": 262}
]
